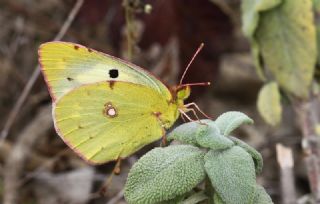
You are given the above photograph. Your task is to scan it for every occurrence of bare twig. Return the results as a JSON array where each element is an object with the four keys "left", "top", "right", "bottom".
[
  {"left": 151, "top": 38, "right": 180, "bottom": 84},
  {"left": 293, "top": 97, "right": 320, "bottom": 202},
  {"left": 0, "top": 0, "right": 84, "bottom": 141},
  {"left": 53, "top": 0, "right": 84, "bottom": 42},
  {"left": 4, "top": 106, "right": 52, "bottom": 204},
  {"left": 276, "top": 143, "right": 296, "bottom": 204},
  {"left": 105, "top": 189, "right": 125, "bottom": 204},
  {"left": 123, "top": 0, "right": 135, "bottom": 60},
  {"left": 0, "top": 66, "right": 40, "bottom": 141},
  {"left": 209, "top": 0, "right": 240, "bottom": 27}
]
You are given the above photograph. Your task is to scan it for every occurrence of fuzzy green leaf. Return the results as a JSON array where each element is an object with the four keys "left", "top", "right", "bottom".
[
  {"left": 253, "top": 185, "right": 274, "bottom": 204},
  {"left": 255, "top": 0, "right": 317, "bottom": 98},
  {"left": 157, "top": 195, "right": 185, "bottom": 204},
  {"left": 124, "top": 145, "right": 206, "bottom": 204},
  {"left": 195, "top": 123, "right": 234, "bottom": 150},
  {"left": 214, "top": 111, "right": 254, "bottom": 136},
  {"left": 167, "top": 120, "right": 211, "bottom": 145},
  {"left": 228, "top": 136, "right": 263, "bottom": 174},
  {"left": 257, "top": 82, "right": 282, "bottom": 126},
  {"left": 168, "top": 120, "right": 234, "bottom": 150},
  {"left": 213, "top": 193, "right": 225, "bottom": 204},
  {"left": 181, "top": 191, "right": 208, "bottom": 204},
  {"left": 204, "top": 146, "right": 257, "bottom": 204}
]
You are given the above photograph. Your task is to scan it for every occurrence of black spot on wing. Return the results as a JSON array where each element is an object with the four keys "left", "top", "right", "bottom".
[
  {"left": 67, "top": 77, "right": 74, "bottom": 81},
  {"left": 109, "top": 69, "right": 119, "bottom": 78}
]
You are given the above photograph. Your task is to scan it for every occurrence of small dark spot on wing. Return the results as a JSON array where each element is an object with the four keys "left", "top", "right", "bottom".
[
  {"left": 74, "top": 45, "right": 79, "bottom": 50},
  {"left": 109, "top": 80, "right": 115, "bottom": 89},
  {"left": 67, "top": 77, "right": 74, "bottom": 81},
  {"left": 88, "top": 48, "right": 92, "bottom": 52},
  {"left": 109, "top": 69, "right": 119, "bottom": 78},
  {"left": 153, "top": 112, "right": 162, "bottom": 118}
]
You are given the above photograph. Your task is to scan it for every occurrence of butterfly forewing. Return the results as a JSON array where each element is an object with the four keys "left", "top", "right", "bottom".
[{"left": 39, "top": 41, "right": 171, "bottom": 101}]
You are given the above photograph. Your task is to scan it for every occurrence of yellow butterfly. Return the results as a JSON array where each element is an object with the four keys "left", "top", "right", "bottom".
[{"left": 38, "top": 41, "right": 209, "bottom": 164}]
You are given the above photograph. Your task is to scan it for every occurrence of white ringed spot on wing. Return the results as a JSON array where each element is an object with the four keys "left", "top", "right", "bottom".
[{"left": 103, "top": 102, "right": 118, "bottom": 118}]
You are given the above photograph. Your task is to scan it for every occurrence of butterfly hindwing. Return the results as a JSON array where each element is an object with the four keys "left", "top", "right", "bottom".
[
  {"left": 39, "top": 41, "right": 171, "bottom": 101},
  {"left": 53, "top": 81, "right": 176, "bottom": 164}
]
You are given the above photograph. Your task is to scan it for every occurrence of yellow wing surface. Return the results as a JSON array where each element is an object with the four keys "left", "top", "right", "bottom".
[
  {"left": 54, "top": 81, "right": 179, "bottom": 164},
  {"left": 39, "top": 41, "right": 171, "bottom": 101}
]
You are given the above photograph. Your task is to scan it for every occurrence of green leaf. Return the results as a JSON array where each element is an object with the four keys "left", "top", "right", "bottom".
[
  {"left": 157, "top": 194, "right": 185, "bottom": 204},
  {"left": 167, "top": 120, "right": 211, "bottom": 145},
  {"left": 195, "top": 123, "right": 234, "bottom": 150},
  {"left": 241, "top": 0, "right": 282, "bottom": 80},
  {"left": 124, "top": 145, "right": 206, "bottom": 204},
  {"left": 313, "top": 0, "right": 320, "bottom": 64},
  {"left": 181, "top": 191, "right": 208, "bottom": 204},
  {"left": 314, "top": 0, "right": 320, "bottom": 12},
  {"left": 251, "top": 40, "right": 267, "bottom": 80},
  {"left": 241, "top": 0, "right": 282, "bottom": 37},
  {"left": 213, "top": 193, "right": 225, "bottom": 204},
  {"left": 168, "top": 120, "right": 234, "bottom": 150},
  {"left": 252, "top": 185, "right": 274, "bottom": 204},
  {"left": 214, "top": 111, "right": 254, "bottom": 136},
  {"left": 228, "top": 136, "right": 263, "bottom": 174},
  {"left": 204, "top": 146, "right": 257, "bottom": 204},
  {"left": 255, "top": 0, "right": 317, "bottom": 98},
  {"left": 257, "top": 82, "right": 282, "bottom": 126}
]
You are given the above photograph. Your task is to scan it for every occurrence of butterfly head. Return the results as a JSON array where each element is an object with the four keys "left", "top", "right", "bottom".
[{"left": 176, "top": 85, "right": 191, "bottom": 101}]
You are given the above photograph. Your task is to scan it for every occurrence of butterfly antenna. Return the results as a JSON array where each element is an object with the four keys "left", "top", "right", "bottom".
[
  {"left": 179, "top": 43, "right": 204, "bottom": 85},
  {"left": 179, "top": 82, "right": 211, "bottom": 88}
]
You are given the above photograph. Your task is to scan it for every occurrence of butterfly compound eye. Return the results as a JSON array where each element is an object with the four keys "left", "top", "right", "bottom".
[{"left": 109, "top": 69, "right": 119, "bottom": 78}]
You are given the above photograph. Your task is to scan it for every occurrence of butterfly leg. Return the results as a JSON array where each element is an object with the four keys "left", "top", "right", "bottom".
[
  {"left": 184, "top": 102, "right": 212, "bottom": 119},
  {"left": 113, "top": 157, "right": 122, "bottom": 175},
  {"left": 99, "top": 157, "right": 122, "bottom": 196},
  {"left": 185, "top": 108, "right": 201, "bottom": 121},
  {"left": 179, "top": 109, "right": 194, "bottom": 122},
  {"left": 161, "top": 134, "right": 167, "bottom": 147},
  {"left": 180, "top": 107, "right": 208, "bottom": 126},
  {"left": 184, "top": 108, "right": 208, "bottom": 125},
  {"left": 180, "top": 112, "right": 187, "bottom": 122}
]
